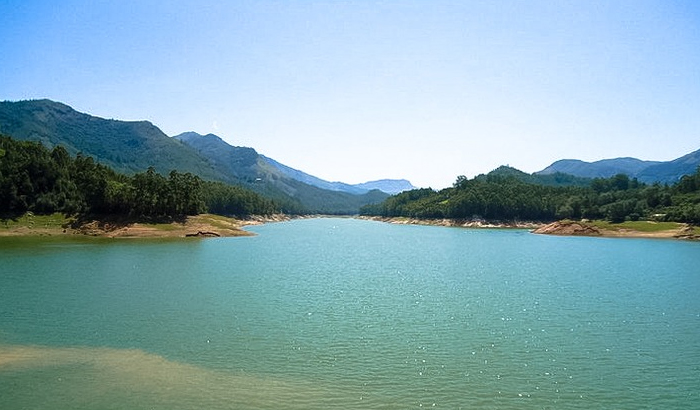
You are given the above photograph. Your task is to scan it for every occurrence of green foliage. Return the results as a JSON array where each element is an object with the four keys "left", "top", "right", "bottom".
[
  {"left": 0, "top": 135, "right": 278, "bottom": 219},
  {"left": 0, "top": 99, "right": 232, "bottom": 183},
  {"left": 203, "top": 181, "right": 276, "bottom": 216},
  {"left": 0, "top": 212, "right": 72, "bottom": 230},
  {"left": 591, "top": 220, "right": 683, "bottom": 233},
  {"left": 484, "top": 166, "right": 592, "bottom": 187},
  {"left": 361, "top": 167, "right": 700, "bottom": 225},
  {"left": 0, "top": 100, "right": 387, "bottom": 215}
]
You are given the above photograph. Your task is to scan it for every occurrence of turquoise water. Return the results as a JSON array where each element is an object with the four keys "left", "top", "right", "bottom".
[{"left": 1, "top": 218, "right": 699, "bottom": 409}]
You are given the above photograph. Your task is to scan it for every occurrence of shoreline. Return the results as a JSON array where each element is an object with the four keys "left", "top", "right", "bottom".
[
  {"left": 532, "top": 220, "right": 700, "bottom": 240},
  {"left": 357, "top": 216, "right": 544, "bottom": 229},
  {"left": 359, "top": 216, "right": 699, "bottom": 240},
  {"left": 2, "top": 213, "right": 697, "bottom": 241},
  {"left": 0, "top": 214, "right": 290, "bottom": 239}
]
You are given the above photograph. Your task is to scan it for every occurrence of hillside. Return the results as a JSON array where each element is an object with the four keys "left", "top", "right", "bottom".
[
  {"left": 174, "top": 132, "right": 265, "bottom": 182},
  {"left": 262, "top": 155, "right": 416, "bottom": 195},
  {"left": 484, "top": 165, "right": 592, "bottom": 187},
  {"left": 636, "top": 149, "right": 700, "bottom": 184},
  {"left": 173, "top": 132, "right": 390, "bottom": 214},
  {"left": 537, "top": 151, "right": 700, "bottom": 184},
  {"left": 362, "top": 165, "right": 700, "bottom": 225},
  {"left": 0, "top": 99, "right": 231, "bottom": 183},
  {"left": 0, "top": 100, "right": 389, "bottom": 214}
]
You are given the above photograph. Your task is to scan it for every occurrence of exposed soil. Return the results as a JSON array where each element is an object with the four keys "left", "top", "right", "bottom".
[
  {"left": 0, "top": 214, "right": 289, "bottom": 239},
  {"left": 533, "top": 220, "right": 699, "bottom": 240}
]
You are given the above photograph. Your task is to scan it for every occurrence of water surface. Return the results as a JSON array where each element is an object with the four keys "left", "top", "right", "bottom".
[{"left": 1, "top": 218, "right": 698, "bottom": 409}]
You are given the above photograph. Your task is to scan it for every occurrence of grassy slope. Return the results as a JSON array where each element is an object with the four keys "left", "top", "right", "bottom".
[
  {"left": 590, "top": 220, "right": 684, "bottom": 232},
  {"left": 0, "top": 213, "right": 256, "bottom": 238}
]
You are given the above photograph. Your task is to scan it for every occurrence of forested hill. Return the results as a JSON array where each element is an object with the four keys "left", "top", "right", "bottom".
[
  {"left": 0, "top": 100, "right": 388, "bottom": 214},
  {"left": 173, "top": 131, "right": 390, "bottom": 214},
  {"left": 0, "top": 99, "right": 231, "bottom": 182},
  {"left": 486, "top": 165, "right": 592, "bottom": 187},
  {"left": 0, "top": 135, "right": 277, "bottom": 219},
  {"left": 361, "top": 168, "right": 700, "bottom": 224}
]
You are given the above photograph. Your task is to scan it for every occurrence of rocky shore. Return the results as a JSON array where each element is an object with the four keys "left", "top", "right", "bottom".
[
  {"left": 358, "top": 216, "right": 543, "bottom": 229},
  {"left": 3, "top": 213, "right": 698, "bottom": 241},
  {"left": 361, "top": 216, "right": 699, "bottom": 240},
  {"left": 532, "top": 220, "right": 699, "bottom": 240}
]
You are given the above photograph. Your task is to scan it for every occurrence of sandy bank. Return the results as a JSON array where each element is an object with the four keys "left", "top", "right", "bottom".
[
  {"left": 0, "top": 214, "right": 290, "bottom": 239},
  {"left": 360, "top": 216, "right": 699, "bottom": 240},
  {"left": 533, "top": 220, "right": 699, "bottom": 240}
]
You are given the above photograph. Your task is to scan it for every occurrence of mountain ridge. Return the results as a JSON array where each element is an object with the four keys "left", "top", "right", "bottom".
[
  {"left": 171, "top": 131, "right": 392, "bottom": 213},
  {"left": 0, "top": 99, "right": 230, "bottom": 182},
  {"left": 0, "top": 99, "right": 390, "bottom": 214},
  {"left": 260, "top": 154, "right": 416, "bottom": 195},
  {"left": 537, "top": 151, "right": 699, "bottom": 184}
]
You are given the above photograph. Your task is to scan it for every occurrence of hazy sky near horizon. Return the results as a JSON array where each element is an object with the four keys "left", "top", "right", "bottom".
[{"left": 2, "top": 0, "right": 699, "bottom": 188}]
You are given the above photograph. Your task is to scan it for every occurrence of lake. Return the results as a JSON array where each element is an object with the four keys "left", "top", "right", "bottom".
[{"left": 1, "top": 217, "right": 699, "bottom": 409}]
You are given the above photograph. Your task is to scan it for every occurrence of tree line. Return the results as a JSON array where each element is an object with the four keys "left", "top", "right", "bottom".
[
  {"left": 0, "top": 135, "right": 278, "bottom": 219},
  {"left": 361, "top": 167, "right": 700, "bottom": 224}
]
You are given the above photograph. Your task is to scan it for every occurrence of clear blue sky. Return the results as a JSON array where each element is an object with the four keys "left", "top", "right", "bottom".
[{"left": 2, "top": 0, "right": 699, "bottom": 188}]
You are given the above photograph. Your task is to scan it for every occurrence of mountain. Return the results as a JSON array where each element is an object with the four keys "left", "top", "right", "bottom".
[
  {"left": 174, "top": 132, "right": 264, "bottom": 182},
  {"left": 0, "top": 99, "right": 389, "bottom": 214},
  {"left": 262, "top": 156, "right": 416, "bottom": 195},
  {"left": 485, "top": 165, "right": 592, "bottom": 187},
  {"left": 261, "top": 155, "right": 368, "bottom": 195},
  {"left": 636, "top": 149, "right": 700, "bottom": 184},
  {"left": 0, "top": 99, "right": 231, "bottom": 182},
  {"left": 537, "top": 151, "right": 700, "bottom": 184},
  {"left": 537, "top": 157, "right": 661, "bottom": 179},
  {"left": 353, "top": 179, "right": 416, "bottom": 195},
  {"left": 172, "top": 132, "right": 390, "bottom": 214}
]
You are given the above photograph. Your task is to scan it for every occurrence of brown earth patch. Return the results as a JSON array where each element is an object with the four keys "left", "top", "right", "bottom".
[{"left": 0, "top": 214, "right": 289, "bottom": 239}]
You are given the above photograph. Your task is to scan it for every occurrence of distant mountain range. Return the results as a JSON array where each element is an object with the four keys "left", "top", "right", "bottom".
[
  {"left": 172, "top": 132, "right": 415, "bottom": 195},
  {"left": 171, "top": 131, "right": 392, "bottom": 213},
  {"left": 537, "top": 150, "right": 700, "bottom": 184},
  {"left": 0, "top": 99, "right": 403, "bottom": 214},
  {"left": 2, "top": 99, "right": 698, "bottom": 213},
  {"left": 260, "top": 155, "right": 415, "bottom": 195}
]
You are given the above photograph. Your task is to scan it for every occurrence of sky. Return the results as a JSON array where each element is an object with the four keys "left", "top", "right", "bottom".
[{"left": 1, "top": 0, "right": 699, "bottom": 189}]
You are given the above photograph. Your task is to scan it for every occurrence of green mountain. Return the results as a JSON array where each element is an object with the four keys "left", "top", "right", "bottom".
[
  {"left": 0, "top": 99, "right": 231, "bottom": 182},
  {"left": 0, "top": 99, "right": 389, "bottom": 214},
  {"left": 483, "top": 165, "right": 592, "bottom": 187},
  {"left": 173, "top": 132, "right": 264, "bottom": 182},
  {"left": 362, "top": 165, "right": 700, "bottom": 224},
  {"left": 173, "top": 132, "right": 389, "bottom": 214}
]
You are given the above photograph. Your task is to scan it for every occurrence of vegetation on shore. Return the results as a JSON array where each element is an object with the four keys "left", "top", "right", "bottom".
[
  {"left": 360, "top": 166, "right": 700, "bottom": 225},
  {"left": 0, "top": 135, "right": 279, "bottom": 222},
  {"left": 3, "top": 133, "right": 700, "bottom": 240},
  {"left": 0, "top": 212, "right": 276, "bottom": 238},
  {"left": 532, "top": 219, "right": 698, "bottom": 239}
]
